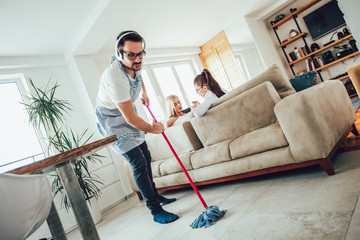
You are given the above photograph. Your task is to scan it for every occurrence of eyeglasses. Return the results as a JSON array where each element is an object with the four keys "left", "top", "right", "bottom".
[
  {"left": 122, "top": 50, "right": 146, "bottom": 60},
  {"left": 196, "top": 87, "right": 202, "bottom": 93}
]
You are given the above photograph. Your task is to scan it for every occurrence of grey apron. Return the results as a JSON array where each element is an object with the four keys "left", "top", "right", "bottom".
[{"left": 95, "top": 65, "right": 145, "bottom": 154}]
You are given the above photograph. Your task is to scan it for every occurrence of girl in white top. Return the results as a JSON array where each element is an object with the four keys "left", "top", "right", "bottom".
[{"left": 192, "top": 69, "right": 226, "bottom": 117}]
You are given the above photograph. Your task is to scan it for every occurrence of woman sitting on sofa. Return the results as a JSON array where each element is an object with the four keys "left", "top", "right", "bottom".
[
  {"left": 192, "top": 69, "right": 227, "bottom": 117},
  {"left": 165, "top": 95, "right": 191, "bottom": 127}
]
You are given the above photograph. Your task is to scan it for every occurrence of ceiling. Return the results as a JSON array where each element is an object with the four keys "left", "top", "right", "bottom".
[{"left": 0, "top": 0, "right": 278, "bottom": 57}]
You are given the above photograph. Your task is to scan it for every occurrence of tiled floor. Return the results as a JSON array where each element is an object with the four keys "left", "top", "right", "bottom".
[{"left": 67, "top": 150, "right": 360, "bottom": 240}]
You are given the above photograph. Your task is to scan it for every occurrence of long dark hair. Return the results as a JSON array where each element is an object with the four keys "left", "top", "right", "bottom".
[{"left": 193, "top": 69, "right": 225, "bottom": 98}]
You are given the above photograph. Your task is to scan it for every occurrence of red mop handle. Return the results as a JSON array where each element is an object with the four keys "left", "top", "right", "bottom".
[{"left": 145, "top": 104, "right": 208, "bottom": 209}]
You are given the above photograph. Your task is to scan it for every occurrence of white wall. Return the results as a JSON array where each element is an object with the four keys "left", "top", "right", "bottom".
[
  {"left": 67, "top": 54, "right": 134, "bottom": 196},
  {"left": 230, "top": 44, "right": 266, "bottom": 80},
  {"left": 0, "top": 55, "right": 130, "bottom": 239},
  {"left": 338, "top": 0, "right": 360, "bottom": 50}
]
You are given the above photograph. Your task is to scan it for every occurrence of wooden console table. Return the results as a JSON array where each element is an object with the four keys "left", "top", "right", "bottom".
[{"left": 9, "top": 135, "right": 117, "bottom": 240}]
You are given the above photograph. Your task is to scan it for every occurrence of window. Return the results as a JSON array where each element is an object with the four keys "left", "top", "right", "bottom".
[
  {"left": 234, "top": 54, "right": 251, "bottom": 81},
  {"left": 0, "top": 74, "right": 45, "bottom": 173},
  {"left": 142, "top": 61, "right": 201, "bottom": 123},
  {"left": 141, "top": 69, "right": 166, "bottom": 122}
]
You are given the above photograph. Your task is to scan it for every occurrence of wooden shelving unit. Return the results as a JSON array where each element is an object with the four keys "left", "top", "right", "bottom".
[
  {"left": 271, "top": 0, "right": 321, "bottom": 29},
  {"left": 287, "top": 34, "right": 354, "bottom": 66},
  {"left": 315, "top": 51, "right": 360, "bottom": 71},
  {"left": 271, "top": 0, "right": 358, "bottom": 83},
  {"left": 280, "top": 33, "right": 307, "bottom": 47},
  {"left": 337, "top": 74, "right": 349, "bottom": 81}
]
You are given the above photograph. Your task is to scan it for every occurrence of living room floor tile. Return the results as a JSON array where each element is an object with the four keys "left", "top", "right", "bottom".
[
  {"left": 220, "top": 212, "right": 352, "bottom": 240},
  {"left": 244, "top": 152, "right": 360, "bottom": 214},
  {"left": 345, "top": 191, "right": 360, "bottom": 240}
]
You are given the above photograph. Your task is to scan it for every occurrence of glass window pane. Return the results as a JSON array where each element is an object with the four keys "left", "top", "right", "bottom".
[
  {"left": 174, "top": 63, "right": 202, "bottom": 104},
  {"left": 153, "top": 66, "right": 187, "bottom": 114},
  {"left": 1, "top": 158, "right": 35, "bottom": 174},
  {"left": 0, "top": 81, "right": 44, "bottom": 173},
  {"left": 141, "top": 70, "right": 166, "bottom": 122}
]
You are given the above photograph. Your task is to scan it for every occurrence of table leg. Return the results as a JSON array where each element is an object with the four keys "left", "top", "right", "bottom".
[
  {"left": 46, "top": 201, "right": 68, "bottom": 240},
  {"left": 57, "top": 162, "right": 100, "bottom": 240}
]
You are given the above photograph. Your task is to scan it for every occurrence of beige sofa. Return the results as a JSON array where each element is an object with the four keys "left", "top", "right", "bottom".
[{"left": 124, "top": 64, "right": 357, "bottom": 197}]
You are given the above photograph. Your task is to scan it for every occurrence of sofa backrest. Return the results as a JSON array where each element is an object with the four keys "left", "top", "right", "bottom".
[
  {"left": 212, "top": 63, "right": 295, "bottom": 108},
  {"left": 190, "top": 81, "right": 281, "bottom": 147}
]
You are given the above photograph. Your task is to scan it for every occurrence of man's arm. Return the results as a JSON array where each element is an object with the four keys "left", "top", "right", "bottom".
[{"left": 117, "top": 100, "right": 163, "bottom": 134}]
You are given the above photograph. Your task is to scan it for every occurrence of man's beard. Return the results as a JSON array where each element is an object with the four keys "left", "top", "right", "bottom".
[
  {"left": 123, "top": 62, "right": 141, "bottom": 71},
  {"left": 131, "top": 62, "right": 142, "bottom": 71}
]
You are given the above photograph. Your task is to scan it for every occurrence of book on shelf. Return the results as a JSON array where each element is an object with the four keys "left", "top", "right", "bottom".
[
  {"left": 300, "top": 47, "right": 307, "bottom": 57},
  {"left": 313, "top": 57, "right": 322, "bottom": 68},
  {"left": 313, "top": 58, "right": 320, "bottom": 69},
  {"left": 306, "top": 59, "right": 315, "bottom": 71},
  {"left": 317, "top": 57, "right": 324, "bottom": 66},
  {"left": 288, "top": 52, "right": 297, "bottom": 62},
  {"left": 306, "top": 59, "right": 310, "bottom": 71}
]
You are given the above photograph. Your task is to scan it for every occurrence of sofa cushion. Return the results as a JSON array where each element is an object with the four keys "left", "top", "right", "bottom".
[
  {"left": 159, "top": 152, "right": 193, "bottom": 176},
  {"left": 191, "top": 82, "right": 281, "bottom": 147},
  {"left": 212, "top": 64, "right": 295, "bottom": 109},
  {"left": 229, "top": 123, "right": 288, "bottom": 159},
  {"left": 153, "top": 171, "right": 196, "bottom": 188},
  {"left": 190, "top": 140, "right": 232, "bottom": 169},
  {"left": 145, "top": 122, "right": 197, "bottom": 161},
  {"left": 150, "top": 159, "right": 165, "bottom": 178},
  {"left": 191, "top": 147, "right": 296, "bottom": 182}
]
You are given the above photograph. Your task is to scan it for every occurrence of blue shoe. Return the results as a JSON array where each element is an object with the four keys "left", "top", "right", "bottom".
[{"left": 153, "top": 210, "right": 179, "bottom": 224}]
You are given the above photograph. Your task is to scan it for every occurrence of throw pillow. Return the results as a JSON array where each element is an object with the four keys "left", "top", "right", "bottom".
[{"left": 290, "top": 71, "right": 317, "bottom": 92}]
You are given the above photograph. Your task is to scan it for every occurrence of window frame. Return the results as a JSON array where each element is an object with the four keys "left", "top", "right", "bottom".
[
  {"left": 142, "top": 59, "right": 198, "bottom": 121},
  {"left": 0, "top": 73, "right": 46, "bottom": 173}
]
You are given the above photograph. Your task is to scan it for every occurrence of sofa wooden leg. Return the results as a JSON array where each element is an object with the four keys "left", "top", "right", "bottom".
[
  {"left": 136, "top": 191, "right": 143, "bottom": 200},
  {"left": 319, "top": 158, "right": 335, "bottom": 175},
  {"left": 351, "top": 123, "right": 359, "bottom": 136}
]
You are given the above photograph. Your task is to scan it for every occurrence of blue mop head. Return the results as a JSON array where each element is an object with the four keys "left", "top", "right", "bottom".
[{"left": 190, "top": 206, "right": 227, "bottom": 229}]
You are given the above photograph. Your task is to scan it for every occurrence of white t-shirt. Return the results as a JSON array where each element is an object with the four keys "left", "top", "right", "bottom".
[
  {"left": 193, "top": 90, "right": 219, "bottom": 117},
  {"left": 96, "top": 61, "right": 135, "bottom": 109}
]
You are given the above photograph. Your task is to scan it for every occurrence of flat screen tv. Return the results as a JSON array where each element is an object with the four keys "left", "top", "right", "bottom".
[{"left": 303, "top": 0, "right": 346, "bottom": 40}]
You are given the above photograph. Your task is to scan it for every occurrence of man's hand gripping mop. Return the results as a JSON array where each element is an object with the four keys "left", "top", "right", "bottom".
[{"left": 143, "top": 101, "right": 227, "bottom": 228}]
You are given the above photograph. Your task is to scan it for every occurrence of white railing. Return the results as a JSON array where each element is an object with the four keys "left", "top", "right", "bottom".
[{"left": 0, "top": 153, "right": 45, "bottom": 174}]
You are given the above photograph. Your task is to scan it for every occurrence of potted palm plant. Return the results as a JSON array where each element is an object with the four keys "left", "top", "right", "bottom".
[{"left": 22, "top": 78, "right": 103, "bottom": 222}]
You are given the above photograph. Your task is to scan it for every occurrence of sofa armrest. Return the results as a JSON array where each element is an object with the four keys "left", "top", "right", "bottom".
[
  {"left": 274, "top": 81, "right": 356, "bottom": 162},
  {"left": 183, "top": 121, "right": 203, "bottom": 150}
]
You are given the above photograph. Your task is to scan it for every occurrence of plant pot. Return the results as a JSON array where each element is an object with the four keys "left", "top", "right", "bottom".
[{"left": 87, "top": 197, "right": 102, "bottom": 224}]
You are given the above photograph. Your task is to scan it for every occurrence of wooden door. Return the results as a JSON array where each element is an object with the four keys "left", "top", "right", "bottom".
[{"left": 199, "top": 31, "right": 244, "bottom": 91}]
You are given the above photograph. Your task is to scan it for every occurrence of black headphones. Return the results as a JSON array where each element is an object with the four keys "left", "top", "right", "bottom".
[{"left": 114, "top": 31, "right": 146, "bottom": 61}]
